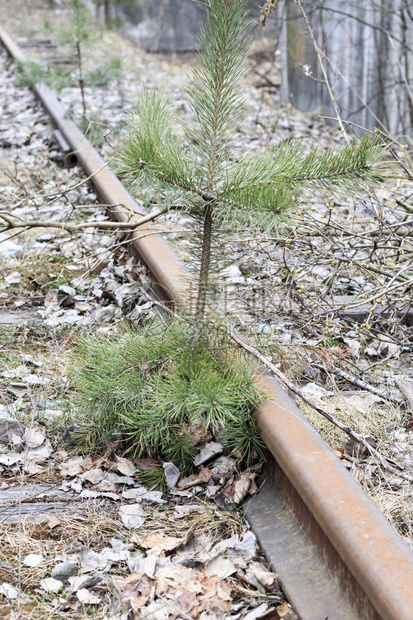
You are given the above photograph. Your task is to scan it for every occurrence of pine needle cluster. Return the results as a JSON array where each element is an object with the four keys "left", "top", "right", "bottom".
[{"left": 71, "top": 321, "right": 265, "bottom": 472}]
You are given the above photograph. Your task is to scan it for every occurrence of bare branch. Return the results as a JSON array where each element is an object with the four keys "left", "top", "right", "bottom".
[{"left": 0, "top": 207, "right": 168, "bottom": 235}]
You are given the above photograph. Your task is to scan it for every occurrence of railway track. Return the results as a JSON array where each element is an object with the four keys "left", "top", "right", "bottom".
[{"left": 2, "top": 26, "right": 413, "bottom": 620}]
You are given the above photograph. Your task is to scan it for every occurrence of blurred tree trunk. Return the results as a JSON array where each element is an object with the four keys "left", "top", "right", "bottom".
[{"left": 104, "top": 0, "right": 111, "bottom": 28}]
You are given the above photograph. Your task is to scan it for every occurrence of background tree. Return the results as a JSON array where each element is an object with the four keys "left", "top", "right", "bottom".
[
  {"left": 59, "top": 0, "right": 94, "bottom": 116},
  {"left": 92, "top": 0, "right": 135, "bottom": 29},
  {"left": 116, "top": 0, "right": 388, "bottom": 346}
]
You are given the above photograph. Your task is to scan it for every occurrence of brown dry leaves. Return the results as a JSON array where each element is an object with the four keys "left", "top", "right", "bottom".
[
  {"left": 115, "top": 565, "right": 233, "bottom": 618},
  {"left": 223, "top": 470, "right": 258, "bottom": 504},
  {"left": 178, "top": 465, "right": 214, "bottom": 490},
  {"left": 132, "top": 532, "right": 186, "bottom": 555}
]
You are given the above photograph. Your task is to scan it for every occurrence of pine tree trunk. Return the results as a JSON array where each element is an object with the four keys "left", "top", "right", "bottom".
[
  {"left": 192, "top": 203, "right": 213, "bottom": 345},
  {"left": 76, "top": 41, "right": 87, "bottom": 117},
  {"left": 104, "top": 0, "right": 111, "bottom": 28}
]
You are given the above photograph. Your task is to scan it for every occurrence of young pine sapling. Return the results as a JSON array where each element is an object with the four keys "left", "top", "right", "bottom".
[
  {"left": 72, "top": 0, "right": 389, "bottom": 474},
  {"left": 56, "top": 0, "right": 94, "bottom": 116},
  {"left": 116, "top": 0, "right": 388, "bottom": 346}
]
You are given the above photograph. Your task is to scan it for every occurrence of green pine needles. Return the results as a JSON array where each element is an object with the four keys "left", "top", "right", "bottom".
[{"left": 71, "top": 322, "right": 265, "bottom": 472}]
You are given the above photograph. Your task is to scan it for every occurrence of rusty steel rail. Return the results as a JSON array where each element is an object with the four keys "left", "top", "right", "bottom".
[
  {"left": 0, "top": 27, "right": 189, "bottom": 307},
  {"left": 2, "top": 27, "right": 413, "bottom": 620}
]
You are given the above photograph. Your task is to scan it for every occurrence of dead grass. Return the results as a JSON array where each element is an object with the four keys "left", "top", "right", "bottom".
[
  {"left": 297, "top": 388, "right": 413, "bottom": 540},
  {"left": 0, "top": 505, "right": 122, "bottom": 619},
  {"left": 139, "top": 500, "right": 245, "bottom": 544}
]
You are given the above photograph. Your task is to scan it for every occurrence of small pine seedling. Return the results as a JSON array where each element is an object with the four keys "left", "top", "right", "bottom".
[
  {"left": 59, "top": 0, "right": 95, "bottom": 116},
  {"left": 71, "top": 322, "right": 265, "bottom": 473},
  {"left": 72, "top": 0, "right": 390, "bottom": 474},
  {"left": 116, "top": 0, "right": 389, "bottom": 345}
]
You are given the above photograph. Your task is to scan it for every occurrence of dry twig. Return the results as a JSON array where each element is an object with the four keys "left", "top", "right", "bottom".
[{"left": 0, "top": 207, "right": 168, "bottom": 235}]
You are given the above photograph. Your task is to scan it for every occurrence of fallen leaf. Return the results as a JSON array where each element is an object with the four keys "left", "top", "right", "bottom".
[
  {"left": 0, "top": 582, "right": 19, "bottom": 599},
  {"left": 106, "top": 472, "right": 134, "bottom": 485},
  {"left": 51, "top": 561, "right": 78, "bottom": 583},
  {"left": 198, "top": 573, "right": 233, "bottom": 612},
  {"left": 23, "top": 554, "right": 44, "bottom": 567},
  {"left": 26, "top": 441, "right": 53, "bottom": 462},
  {"left": 80, "top": 548, "right": 111, "bottom": 573},
  {"left": 247, "top": 561, "right": 276, "bottom": 589},
  {"left": 79, "top": 468, "right": 105, "bottom": 484},
  {"left": 133, "top": 600, "right": 169, "bottom": 619},
  {"left": 173, "top": 504, "right": 205, "bottom": 518},
  {"left": 24, "top": 423, "right": 46, "bottom": 448},
  {"left": 223, "top": 470, "right": 257, "bottom": 504},
  {"left": 113, "top": 572, "right": 154, "bottom": 601},
  {"left": 176, "top": 590, "right": 200, "bottom": 616},
  {"left": 127, "top": 552, "right": 157, "bottom": 577},
  {"left": 122, "top": 487, "right": 164, "bottom": 504},
  {"left": 24, "top": 461, "right": 44, "bottom": 475},
  {"left": 40, "top": 578, "right": 63, "bottom": 594},
  {"left": 5, "top": 272, "right": 21, "bottom": 285},
  {"left": 155, "top": 565, "right": 233, "bottom": 614},
  {"left": 116, "top": 455, "right": 137, "bottom": 476},
  {"left": 210, "top": 455, "right": 237, "bottom": 476},
  {"left": 130, "top": 594, "right": 152, "bottom": 612},
  {"left": 119, "top": 503, "right": 146, "bottom": 528},
  {"left": 93, "top": 441, "right": 117, "bottom": 468},
  {"left": 68, "top": 575, "right": 88, "bottom": 593},
  {"left": 276, "top": 602, "right": 296, "bottom": 619},
  {"left": 206, "top": 556, "right": 237, "bottom": 579},
  {"left": 133, "top": 532, "right": 184, "bottom": 555},
  {"left": 76, "top": 588, "right": 101, "bottom": 605},
  {"left": 178, "top": 465, "right": 213, "bottom": 490},
  {"left": 97, "top": 480, "right": 118, "bottom": 493},
  {"left": 47, "top": 515, "right": 61, "bottom": 529},
  {"left": 133, "top": 458, "right": 161, "bottom": 469},
  {"left": 193, "top": 442, "right": 223, "bottom": 466},
  {"left": 0, "top": 452, "right": 22, "bottom": 466},
  {"left": 210, "top": 531, "right": 257, "bottom": 565},
  {"left": 155, "top": 565, "right": 203, "bottom": 596},
  {"left": 59, "top": 456, "right": 92, "bottom": 477},
  {"left": 0, "top": 419, "right": 24, "bottom": 443}
]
